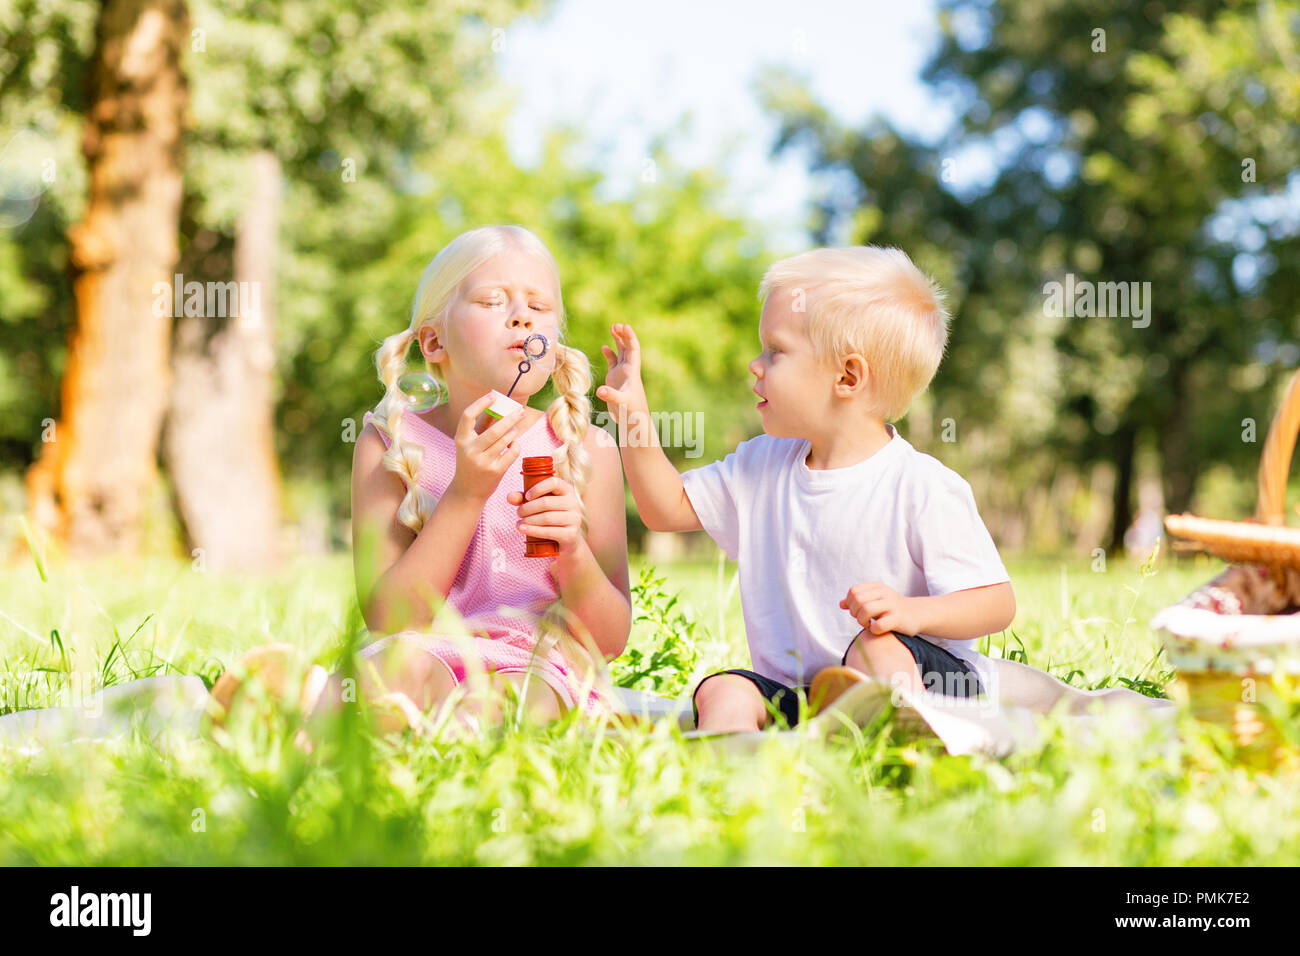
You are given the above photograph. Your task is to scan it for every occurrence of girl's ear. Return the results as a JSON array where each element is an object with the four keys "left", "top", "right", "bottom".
[{"left": 418, "top": 326, "right": 447, "bottom": 363}]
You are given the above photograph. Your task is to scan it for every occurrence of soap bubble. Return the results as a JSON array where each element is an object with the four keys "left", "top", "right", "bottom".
[
  {"left": 0, "top": 129, "right": 51, "bottom": 230},
  {"left": 397, "top": 371, "right": 444, "bottom": 411}
]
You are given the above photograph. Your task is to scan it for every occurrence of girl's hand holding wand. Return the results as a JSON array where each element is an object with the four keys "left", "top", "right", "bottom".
[{"left": 446, "top": 392, "right": 527, "bottom": 504}]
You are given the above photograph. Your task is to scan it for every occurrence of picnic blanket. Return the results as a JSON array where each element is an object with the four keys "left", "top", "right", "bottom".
[
  {"left": 0, "top": 675, "right": 212, "bottom": 756},
  {"left": 620, "top": 656, "right": 1178, "bottom": 757},
  {"left": 0, "top": 658, "right": 1178, "bottom": 760}
]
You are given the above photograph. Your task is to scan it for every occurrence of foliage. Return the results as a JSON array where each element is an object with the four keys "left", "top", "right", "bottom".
[
  {"left": 611, "top": 565, "right": 701, "bottom": 696},
  {"left": 2, "top": 549, "right": 1298, "bottom": 864},
  {"left": 0, "top": 0, "right": 544, "bottom": 469},
  {"left": 757, "top": 0, "right": 1300, "bottom": 547},
  {"left": 0, "top": 0, "right": 775, "bottom": 552}
]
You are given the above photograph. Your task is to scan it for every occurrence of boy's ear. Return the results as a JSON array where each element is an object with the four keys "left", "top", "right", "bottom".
[
  {"left": 418, "top": 327, "right": 447, "bottom": 363},
  {"left": 835, "top": 352, "right": 870, "bottom": 397}
]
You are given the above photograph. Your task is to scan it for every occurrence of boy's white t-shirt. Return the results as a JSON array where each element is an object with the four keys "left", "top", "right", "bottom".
[{"left": 680, "top": 424, "right": 1011, "bottom": 693}]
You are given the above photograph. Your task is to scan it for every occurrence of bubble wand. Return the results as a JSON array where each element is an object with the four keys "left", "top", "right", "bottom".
[
  {"left": 498, "top": 333, "right": 558, "bottom": 557},
  {"left": 482, "top": 331, "right": 549, "bottom": 423},
  {"left": 504, "top": 333, "right": 549, "bottom": 401},
  {"left": 396, "top": 332, "right": 551, "bottom": 417}
]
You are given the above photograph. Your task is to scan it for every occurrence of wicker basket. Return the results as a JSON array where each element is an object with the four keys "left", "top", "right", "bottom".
[
  {"left": 1155, "top": 366, "right": 1300, "bottom": 768},
  {"left": 1164, "top": 365, "right": 1300, "bottom": 575}
]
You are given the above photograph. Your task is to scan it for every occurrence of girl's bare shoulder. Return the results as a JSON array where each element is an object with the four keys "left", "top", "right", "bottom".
[
  {"left": 580, "top": 423, "right": 622, "bottom": 499},
  {"left": 582, "top": 419, "right": 618, "bottom": 458}
]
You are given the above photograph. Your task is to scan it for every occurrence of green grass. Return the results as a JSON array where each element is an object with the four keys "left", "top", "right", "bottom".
[{"left": 1, "top": 546, "right": 1298, "bottom": 865}]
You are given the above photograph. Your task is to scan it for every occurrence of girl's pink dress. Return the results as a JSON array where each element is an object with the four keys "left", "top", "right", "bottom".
[{"left": 359, "top": 407, "right": 611, "bottom": 716}]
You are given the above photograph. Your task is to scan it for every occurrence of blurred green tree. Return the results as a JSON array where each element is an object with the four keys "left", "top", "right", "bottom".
[
  {"left": 2, "top": 1, "right": 775, "bottom": 561},
  {"left": 1, "top": 0, "right": 543, "bottom": 567},
  {"left": 759, "top": 0, "right": 1300, "bottom": 553}
]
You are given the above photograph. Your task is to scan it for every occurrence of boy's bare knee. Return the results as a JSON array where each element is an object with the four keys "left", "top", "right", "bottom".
[
  {"left": 846, "top": 630, "right": 904, "bottom": 674},
  {"left": 695, "top": 673, "right": 753, "bottom": 706},
  {"left": 694, "top": 674, "right": 767, "bottom": 730},
  {"left": 846, "top": 630, "right": 924, "bottom": 692},
  {"left": 844, "top": 635, "right": 870, "bottom": 674}
]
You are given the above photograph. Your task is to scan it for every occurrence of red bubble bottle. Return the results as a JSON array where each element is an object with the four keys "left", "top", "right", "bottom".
[{"left": 521, "top": 456, "right": 559, "bottom": 557}]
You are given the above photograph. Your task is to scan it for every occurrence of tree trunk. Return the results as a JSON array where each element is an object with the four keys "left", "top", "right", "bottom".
[
  {"left": 162, "top": 150, "right": 282, "bottom": 572},
  {"left": 1106, "top": 421, "right": 1138, "bottom": 556},
  {"left": 1158, "top": 361, "right": 1198, "bottom": 515},
  {"left": 24, "top": 0, "right": 189, "bottom": 559}
]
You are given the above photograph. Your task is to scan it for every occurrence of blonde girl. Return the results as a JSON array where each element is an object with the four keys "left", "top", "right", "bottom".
[
  {"left": 344, "top": 223, "right": 632, "bottom": 731},
  {"left": 209, "top": 225, "right": 631, "bottom": 738}
]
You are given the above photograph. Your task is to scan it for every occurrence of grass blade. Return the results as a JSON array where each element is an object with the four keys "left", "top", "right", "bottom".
[{"left": 18, "top": 515, "right": 47, "bottom": 583}]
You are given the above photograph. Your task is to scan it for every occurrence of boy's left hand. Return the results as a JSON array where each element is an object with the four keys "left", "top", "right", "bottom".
[
  {"left": 840, "top": 582, "right": 921, "bottom": 636},
  {"left": 507, "top": 475, "right": 585, "bottom": 557}
]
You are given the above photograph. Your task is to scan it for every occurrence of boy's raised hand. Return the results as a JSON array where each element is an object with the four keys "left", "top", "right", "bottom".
[{"left": 596, "top": 323, "right": 649, "bottom": 416}]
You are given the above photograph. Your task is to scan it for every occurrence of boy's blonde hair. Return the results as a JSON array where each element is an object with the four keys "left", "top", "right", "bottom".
[{"left": 757, "top": 245, "right": 950, "bottom": 421}]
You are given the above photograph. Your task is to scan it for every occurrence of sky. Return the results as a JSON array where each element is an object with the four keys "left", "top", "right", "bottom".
[{"left": 494, "top": 0, "right": 950, "bottom": 251}]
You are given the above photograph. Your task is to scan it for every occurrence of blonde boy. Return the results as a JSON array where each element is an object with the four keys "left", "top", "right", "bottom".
[{"left": 597, "top": 246, "right": 1016, "bottom": 733}]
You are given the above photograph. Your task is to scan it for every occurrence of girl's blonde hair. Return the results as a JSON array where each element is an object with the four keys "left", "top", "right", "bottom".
[
  {"left": 757, "top": 245, "right": 950, "bottom": 421},
  {"left": 367, "top": 225, "right": 608, "bottom": 703}
]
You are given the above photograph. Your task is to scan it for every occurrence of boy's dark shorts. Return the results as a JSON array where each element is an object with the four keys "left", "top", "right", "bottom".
[{"left": 690, "top": 632, "right": 984, "bottom": 729}]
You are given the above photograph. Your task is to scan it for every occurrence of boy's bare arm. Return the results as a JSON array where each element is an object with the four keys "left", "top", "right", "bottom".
[
  {"left": 610, "top": 405, "right": 702, "bottom": 533},
  {"left": 842, "top": 580, "right": 1016, "bottom": 642},
  {"left": 909, "top": 582, "right": 1016, "bottom": 641},
  {"left": 597, "top": 323, "right": 703, "bottom": 533}
]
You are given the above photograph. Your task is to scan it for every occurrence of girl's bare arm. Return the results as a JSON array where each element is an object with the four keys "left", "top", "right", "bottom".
[
  {"left": 551, "top": 426, "right": 633, "bottom": 661},
  {"left": 354, "top": 397, "right": 528, "bottom": 633},
  {"left": 351, "top": 423, "right": 481, "bottom": 634}
]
